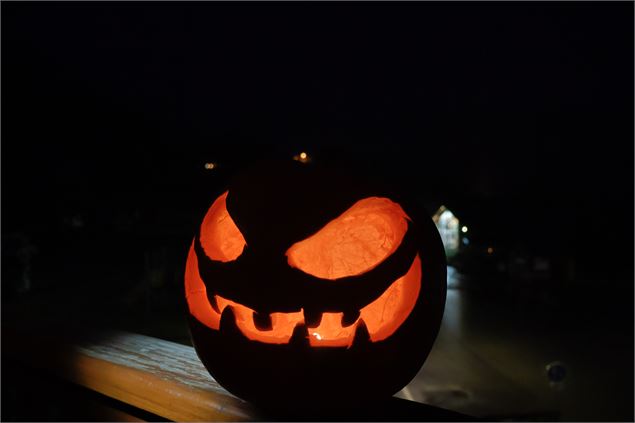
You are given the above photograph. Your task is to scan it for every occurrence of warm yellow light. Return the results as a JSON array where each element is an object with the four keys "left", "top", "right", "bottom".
[
  {"left": 461, "top": 226, "right": 468, "bottom": 233},
  {"left": 204, "top": 162, "right": 217, "bottom": 170},
  {"left": 293, "top": 151, "right": 310, "bottom": 163},
  {"left": 487, "top": 247, "right": 493, "bottom": 254}
]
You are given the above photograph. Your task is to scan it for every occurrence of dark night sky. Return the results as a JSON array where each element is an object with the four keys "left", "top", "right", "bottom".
[{"left": 2, "top": 2, "right": 633, "bottom": 281}]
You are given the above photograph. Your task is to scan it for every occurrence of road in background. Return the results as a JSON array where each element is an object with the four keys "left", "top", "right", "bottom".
[{"left": 398, "top": 272, "right": 633, "bottom": 421}]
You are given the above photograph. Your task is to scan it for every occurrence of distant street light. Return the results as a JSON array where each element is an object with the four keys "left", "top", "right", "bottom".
[
  {"left": 293, "top": 151, "right": 311, "bottom": 163},
  {"left": 204, "top": 162, "right": 217, "bottom": 170},
  {"left": 461, "top": 226, "right": 468, "bottom": 233}
]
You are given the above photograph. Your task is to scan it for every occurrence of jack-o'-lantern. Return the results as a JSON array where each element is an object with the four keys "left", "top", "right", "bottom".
[{"left": 185, "top": 160, "right": 446, "bottom": 413}]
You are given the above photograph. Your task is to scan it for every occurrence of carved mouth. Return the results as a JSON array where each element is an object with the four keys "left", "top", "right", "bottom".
[{"left": 186, "top": 245, "right": 422, "bottom": 348}]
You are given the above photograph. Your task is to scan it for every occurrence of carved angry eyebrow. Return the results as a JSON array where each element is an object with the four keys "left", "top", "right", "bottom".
[{"left": 285, "top": 197, "right": 410, "bottom": 280}]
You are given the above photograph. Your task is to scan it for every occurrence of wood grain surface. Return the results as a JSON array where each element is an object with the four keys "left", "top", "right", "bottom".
[
  {"left": 3, "top": 328, "right": 260, "bottom": 421},
  {"left": 3, "top": 322, "right": 472, "bottom": 422}
]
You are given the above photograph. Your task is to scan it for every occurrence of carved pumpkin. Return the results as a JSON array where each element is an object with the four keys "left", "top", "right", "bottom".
[{"left": 185, "top": 161, "right": 446, "bottom": 412}]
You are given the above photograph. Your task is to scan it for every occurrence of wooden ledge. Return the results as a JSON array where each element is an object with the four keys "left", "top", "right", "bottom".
[
  {"left": 3, "top": 326, "right": 472, "bottom": 421},
  {"left": 4, "top": 327, "right": 259, "bottom": 421}
]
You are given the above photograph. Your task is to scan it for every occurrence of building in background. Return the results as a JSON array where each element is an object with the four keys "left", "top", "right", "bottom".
[{"left": 433, "top": 206, "right": 460, "bottom": 258}]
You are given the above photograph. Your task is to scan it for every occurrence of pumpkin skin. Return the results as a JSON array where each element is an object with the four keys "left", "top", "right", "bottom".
[{"left": 185, "top": 160, "right": 446, "bottom": 413}]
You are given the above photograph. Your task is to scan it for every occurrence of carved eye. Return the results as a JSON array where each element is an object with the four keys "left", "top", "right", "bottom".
[
  {"left": 285, "top": 197, "right": 410, "bottom": 279},
  {"left": 199, "top": 191, "right": 247, "bottom": 262}
]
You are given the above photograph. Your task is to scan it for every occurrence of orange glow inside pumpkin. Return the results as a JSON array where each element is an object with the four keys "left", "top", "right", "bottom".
[
  {"left": 286, "top": 197, "right": 410, "bottom": 279},
  {"left": 185, "top": 243, "right": 421, "bottom": 347},
  {"left": 199, "top": 191, "right": 246, "bottom": 262},
  {"left": 185, "top": 193, "right": 421, "bottom": 347}
]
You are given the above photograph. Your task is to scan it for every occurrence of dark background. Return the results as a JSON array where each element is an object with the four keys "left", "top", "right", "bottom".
[{"left": 2, "top": 1, "right": 633, "bottom": 420}]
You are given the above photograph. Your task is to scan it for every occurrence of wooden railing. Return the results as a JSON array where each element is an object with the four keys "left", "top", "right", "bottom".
[
  {"left": 3, "top": 326, "right": 471, "bottom": 421},
  {"left": 3, "top": 327, "right": 260, "bottom": 421}
]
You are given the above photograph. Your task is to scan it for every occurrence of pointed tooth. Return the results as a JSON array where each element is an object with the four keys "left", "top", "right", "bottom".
[
  {"left": 252, "top": 311, "right": 273, "bottom": 331},
  {"left": 351, "top": 320, "right": 371, "bottom": 348},
  {"left": 303, "top": 309, "right": 322, "bottom": 327},
  {"left": 219, "top": 306, "right": 241, "bottom": 337},
  {"left": 207, "top": 294, "right": 220, "bottom": 313},
  {"left": 289, "top": 323, "right": 309, "bottom": 347},
  {"left": 341, "top": 310, "right": 360, "bottom": 327}
]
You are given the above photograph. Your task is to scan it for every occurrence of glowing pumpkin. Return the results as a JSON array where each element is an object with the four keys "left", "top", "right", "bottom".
[{"left": 185, "top": 161, "right": 446, "bottom": 412}]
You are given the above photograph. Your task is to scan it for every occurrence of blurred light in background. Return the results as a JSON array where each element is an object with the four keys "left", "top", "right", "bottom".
[
  {"left": 293, "top": 151, "right": 311, "bottom": 163},
  {"left": 432, "top": 206, "right": 460, "bottom": 258},
  {"left": 461, "top": 226, "right": 468, "bottom": 233},
  {"left": 204, "top": 162, "right": 217, "bottom": 170}
]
